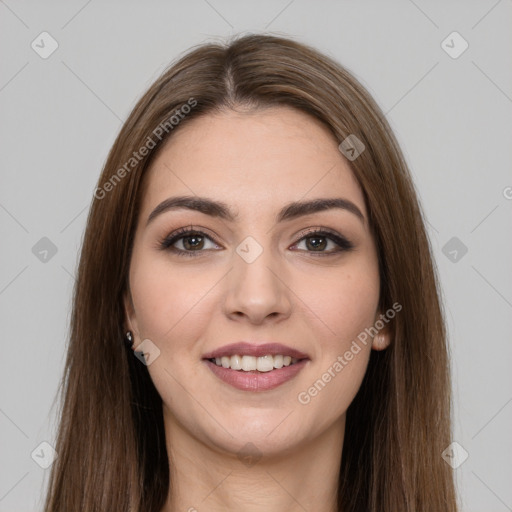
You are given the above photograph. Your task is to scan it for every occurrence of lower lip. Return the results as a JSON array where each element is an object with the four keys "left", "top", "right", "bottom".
[{"left": 204, "top": 359, "right": 308, "bottom": 391}]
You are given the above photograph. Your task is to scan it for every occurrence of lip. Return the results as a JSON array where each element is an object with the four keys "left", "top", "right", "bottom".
[
  {"left": 202, "top": 342, "right": 309, "bottom": 360},
  {"left": 204, "top": 359, "right": 309, "bottom": 391}
]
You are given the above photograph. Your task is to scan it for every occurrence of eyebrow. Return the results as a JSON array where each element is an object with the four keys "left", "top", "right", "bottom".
[{"left": 146, "top": 195, "right": 365, "bottom": 226}]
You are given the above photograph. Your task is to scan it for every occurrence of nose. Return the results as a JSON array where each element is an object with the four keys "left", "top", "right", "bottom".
[{"left": 222, "top": 243, "right": 292, "bottom": 325}]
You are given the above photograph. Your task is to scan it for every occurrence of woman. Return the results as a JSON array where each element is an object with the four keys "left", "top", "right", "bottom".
[{"left": 44, "top": 34, "right": 458, "bottom": 511}]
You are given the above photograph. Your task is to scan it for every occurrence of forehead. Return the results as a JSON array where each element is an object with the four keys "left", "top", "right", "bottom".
[{"left": 141, "top": 106, "right": 366, "bottom": 220}]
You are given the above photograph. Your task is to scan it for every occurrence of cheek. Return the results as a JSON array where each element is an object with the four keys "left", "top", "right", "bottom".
[
  {"left": 298, "top": 256, "right": 380, "bottom": 351},
  {"left": 129, "top": 256, "right": 214, "bottom": 342},
  {"left": 293, "top": 258, "right": 379, "bottom": 409}
]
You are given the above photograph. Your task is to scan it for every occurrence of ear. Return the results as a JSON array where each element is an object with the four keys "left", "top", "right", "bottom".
[
  {"left": 123, "top": 286, "right": 139, "bottom": 343},
  {"left": 371, "top": 311, "right": 392, "bottom": 351}
]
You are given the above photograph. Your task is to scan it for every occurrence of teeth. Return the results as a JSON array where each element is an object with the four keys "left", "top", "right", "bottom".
[
  {"left": 230, "top": 354, "right": 242, "bottom": 370},
  {"left": 211, "top": 354, "right": 300, "bottom": 371},
  {"left": 257, "top": 355, "right": 274, "bottom": 372},
  {"left": 273, "top": 354, "right": 284, "bottom": 368},
  {"left": 241, "top": 355, "right": 257, "bottom": 371}
]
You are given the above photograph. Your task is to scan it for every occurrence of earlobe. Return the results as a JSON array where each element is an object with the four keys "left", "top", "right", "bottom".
[
  {"left": 124, "top": 330, "right": 134, "bottom": 350},
  {"left": 372, "top": 333, "right": 391, "bottom": 351},
  {"left": 371, "top": 310, "right": 392, "bottom": 351}
]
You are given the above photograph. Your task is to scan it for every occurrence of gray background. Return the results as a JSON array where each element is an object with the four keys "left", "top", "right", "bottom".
[{"left": 1, "top": 1, "right": 511, "bottom": 511}]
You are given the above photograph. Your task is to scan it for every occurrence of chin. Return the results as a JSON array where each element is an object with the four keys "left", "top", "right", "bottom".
[
  {"left": 208, "top": 410, "right": 307, "bottom": 455},
  {"left": 210, "top": 429, "right": 303, "bottom": 462}
]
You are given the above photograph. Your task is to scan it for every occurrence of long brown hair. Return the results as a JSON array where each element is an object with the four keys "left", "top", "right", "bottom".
[{"left": 44, "top": 33, "right": 457, "bottom": 511}]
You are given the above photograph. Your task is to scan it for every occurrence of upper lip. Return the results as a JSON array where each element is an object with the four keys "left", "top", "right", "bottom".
[{"left": 202, "top": 342, "right": 309, "bottom": 360}]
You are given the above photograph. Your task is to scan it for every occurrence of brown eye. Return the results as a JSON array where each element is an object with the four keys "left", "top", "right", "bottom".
[
  {"left": 181, "top": 233, "right": 205, "bottom": 251},
  {"left": 304, "top": 234, "right": 328, "bottom": 251},
  {"left": 160, "top": 228, "right": 221, "bottom": 257},
  {"left": 292, "top": 229, "right": 354, "bottom": 256}
]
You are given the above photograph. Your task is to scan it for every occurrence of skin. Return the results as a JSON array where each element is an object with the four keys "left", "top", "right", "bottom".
[{"left": 124, "top": 105, "right": 390, "bottom": 512}]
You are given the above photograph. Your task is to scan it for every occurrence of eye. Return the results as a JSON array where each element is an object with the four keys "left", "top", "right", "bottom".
[
  {"left": 159, "top": 227, "right": 221, "bottom": 257},
  {"left": 291, "top": 229, "right": 354, "bottom": 256},
  {"left": 159, "top": 226, "right": 354, "bottom": 258}
]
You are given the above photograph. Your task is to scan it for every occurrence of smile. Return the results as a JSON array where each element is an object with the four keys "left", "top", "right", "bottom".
[{"left": 202, "top": 341, "right": 310, "bottom": 391}]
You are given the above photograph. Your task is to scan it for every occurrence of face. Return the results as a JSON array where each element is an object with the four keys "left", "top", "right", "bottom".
[{"left": 124, "top": 105, "right": 390, "bottom": 458}]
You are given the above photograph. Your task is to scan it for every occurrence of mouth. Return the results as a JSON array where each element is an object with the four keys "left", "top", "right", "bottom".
[{"left": 202, "top": 342, "right": 310, "bottom": 391}]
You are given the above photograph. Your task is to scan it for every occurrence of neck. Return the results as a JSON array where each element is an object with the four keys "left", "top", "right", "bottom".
[{"left": 160, "top": 410, "right": 345, "bottom": 512}]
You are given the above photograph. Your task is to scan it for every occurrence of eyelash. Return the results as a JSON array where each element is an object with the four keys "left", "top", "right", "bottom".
[{"left": 158, "top": 225, "right": 354, "bottom": 258}]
